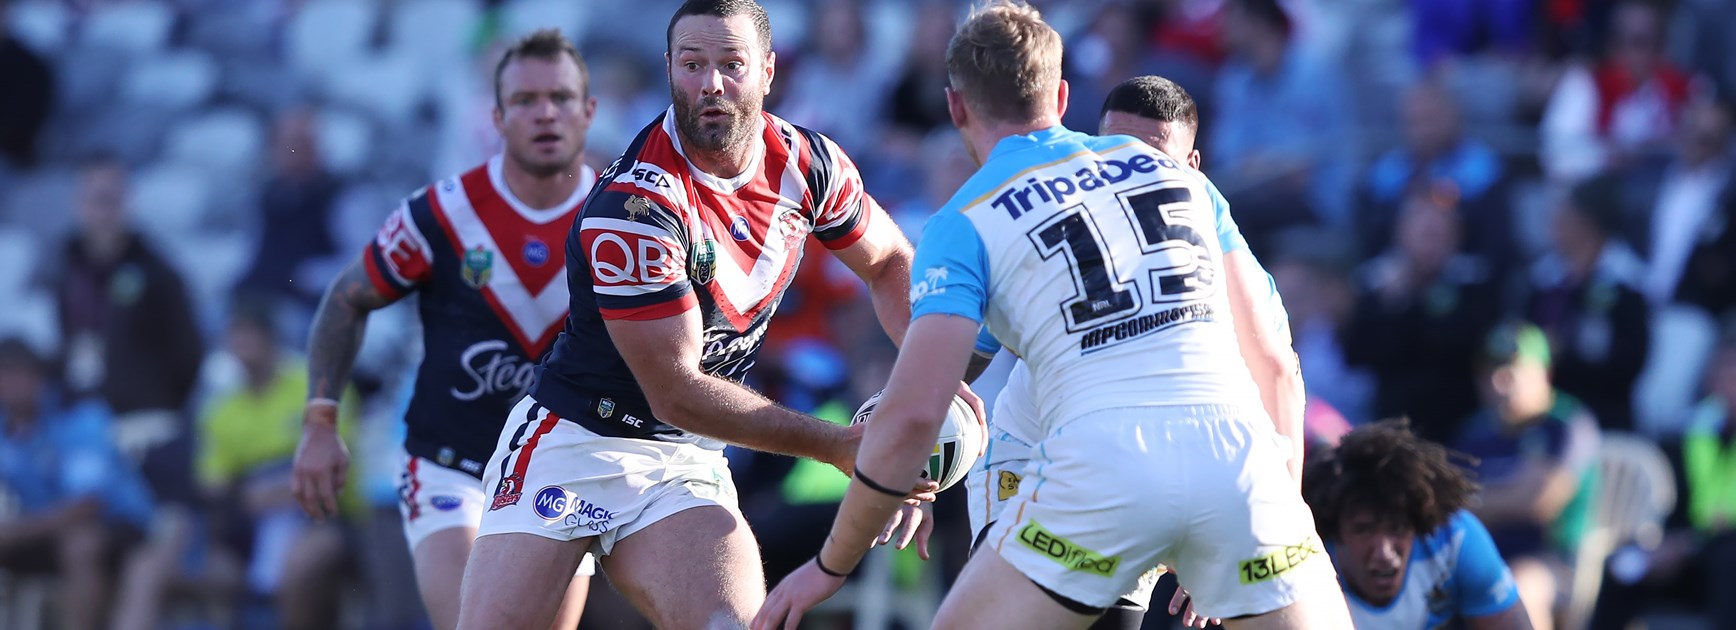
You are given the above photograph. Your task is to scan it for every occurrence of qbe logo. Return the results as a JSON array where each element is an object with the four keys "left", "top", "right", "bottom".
[{"left": 533, "top": 486, "right": 571, "bottom": 520}]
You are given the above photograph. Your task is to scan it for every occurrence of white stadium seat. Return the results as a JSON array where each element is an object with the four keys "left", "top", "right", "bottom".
[
  {"left": 500, "top": 0, "right": 586, "bottom": 42},
  {"left": 286, "top": 0, "right": 379, "bottom": 90},
  {"left": 163, "top": 108, "right": 266, "bottom": 182},
  {"left": 129, "top": 162, "right": 214, "bottom": 239},
  {"left": 7, "top": 0, "right": 72, "bottom": 54},
  {"left": 121, "top": 50, "right": 220, "bottom": 110},
  {"left": 79, "top": 0, "right": 174, "bottom": 55},
  {"left": 316, "top": 109, "right": 376, "bottom": 178},
  {"left": 390, "top": 0, "right": 483, "bottom": 81}
]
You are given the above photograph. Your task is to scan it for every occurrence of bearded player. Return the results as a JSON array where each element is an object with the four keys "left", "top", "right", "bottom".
[
  {"left": 290, "top": 30, "right": 598, "bottom": 630},
  {"left": 452, "top": 2, "right": 973, "bottom": 629}
]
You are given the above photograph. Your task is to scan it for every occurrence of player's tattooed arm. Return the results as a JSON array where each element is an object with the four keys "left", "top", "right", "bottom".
[{"left": 305, "top": 257, "right": 398, "bottom": 406}]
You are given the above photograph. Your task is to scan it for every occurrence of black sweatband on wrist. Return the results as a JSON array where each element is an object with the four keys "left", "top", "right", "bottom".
[
  {"left": 852, "top": 467, "right": 908, "bottom": 498},
  {"left": 814, "top": 555, "right": 848, "bottom": 577}
]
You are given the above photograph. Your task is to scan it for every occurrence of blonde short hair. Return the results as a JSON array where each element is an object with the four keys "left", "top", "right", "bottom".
[{"left": 945, "top": 1, "right": 1064, "bottom": 124}]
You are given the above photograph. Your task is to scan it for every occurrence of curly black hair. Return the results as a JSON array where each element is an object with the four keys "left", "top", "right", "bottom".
[{"left": 1302, "top": 420, "right": 1479, "bottom": 539}]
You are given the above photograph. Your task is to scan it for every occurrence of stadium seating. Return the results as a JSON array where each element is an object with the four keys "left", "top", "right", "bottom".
[{"left": 1565, "top": 433, "right": 1678, "bottom": 630}]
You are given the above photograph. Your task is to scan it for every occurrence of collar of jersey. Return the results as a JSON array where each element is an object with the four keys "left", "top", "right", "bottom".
[
  {"left": 987, "top": 125, "right": 1080, "bottom": 161},
  {"left": 662, "top": 106, "right": 768, "bottom": 193},
  {"left": 485, "top": 154, "right": 596, "bottom": 224}
]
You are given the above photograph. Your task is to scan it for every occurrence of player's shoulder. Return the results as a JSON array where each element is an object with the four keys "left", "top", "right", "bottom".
[{"left": 593, "top": 110, "right": 693, "bottom": 218}]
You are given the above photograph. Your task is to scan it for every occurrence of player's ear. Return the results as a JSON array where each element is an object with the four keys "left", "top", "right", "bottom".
[
  {"left": 492, "top": 104, "right": 505, "bottom": 134},
  {"left": 1187, "top": 149, "right": 1202, "bottom": 170},
  {"left": 1054, "top": 79, "right": 1069, "bottom": 121},
  {"left": 946, "top": 86, "right": 968, "bottom": 130},
  {"left": 763, "top": 50, "right": 776, "bottom": 91}
]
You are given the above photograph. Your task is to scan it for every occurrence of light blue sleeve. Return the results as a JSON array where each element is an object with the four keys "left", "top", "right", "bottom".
[
  {"left": 974, "top": 328, "right": 1002, "bottom": 356},
  {"left": 1199, "top": 175, "right": 1248, "bottom": 255},
  {"left": 910, "top": 210, "right": 991, "bottom": 323},
  {"left": 1451, "top": 510, "right": 1522, "bottom": 618}
]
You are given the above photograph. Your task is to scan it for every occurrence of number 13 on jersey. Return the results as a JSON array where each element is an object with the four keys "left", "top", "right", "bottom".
[{"left": 1028, "top": 184, "right": 1217, "bottom": 333}]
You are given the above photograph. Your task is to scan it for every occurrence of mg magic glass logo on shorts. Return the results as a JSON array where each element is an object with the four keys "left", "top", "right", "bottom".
[{"left": 533, "top": 486, "right": 571, "bottom": 520}]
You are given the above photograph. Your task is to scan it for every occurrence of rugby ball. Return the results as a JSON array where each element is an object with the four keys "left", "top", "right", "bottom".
[{"left": 851, "top": 391, "right": 983, "bottom": 492}]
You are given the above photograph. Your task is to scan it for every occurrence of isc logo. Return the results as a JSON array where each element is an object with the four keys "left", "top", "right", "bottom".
[{"left": 632, "top": 167, "right": 673, "bottom": 189}]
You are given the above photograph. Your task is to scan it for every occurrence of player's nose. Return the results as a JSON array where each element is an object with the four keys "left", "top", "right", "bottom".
[{"left": 700, "top": 68, "right": 726, "bottom": 95}]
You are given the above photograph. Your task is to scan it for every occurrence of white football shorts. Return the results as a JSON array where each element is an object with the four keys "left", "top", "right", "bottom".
[
  {"left": 965, "top": 362, "right": 1161, "bottom": 610},
  {"left": 475, "top": 395, "right": 741, "bottom": 556},
  {"left": 398, "top": 450, "right": 596, "bottom": 575},
  {"left": 982, "top": 404, "right": 1335, "bottom": 618}
]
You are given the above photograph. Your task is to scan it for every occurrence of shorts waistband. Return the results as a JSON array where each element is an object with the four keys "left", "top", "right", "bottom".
[
  {"left": 530, "top": 389, "right": 688, "bottom": 441},
  {"left": 404, "top": 436, "right": 489, "bottom": 479}
]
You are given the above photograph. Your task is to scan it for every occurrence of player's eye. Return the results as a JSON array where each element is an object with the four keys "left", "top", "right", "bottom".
[
  {"left": 684, "top": 62, "right": 700, "bottom": 71},
  {"left": 725, "top": 61, "right": 743, "bottom": 71}
]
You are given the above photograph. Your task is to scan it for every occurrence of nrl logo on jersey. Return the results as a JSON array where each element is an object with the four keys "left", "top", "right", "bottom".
[
  {"left": 690, "top": 238, "right": 717, "bottom": 285},
  {"left": 462, "top": 246, "right": 493, "bottom": 288}
]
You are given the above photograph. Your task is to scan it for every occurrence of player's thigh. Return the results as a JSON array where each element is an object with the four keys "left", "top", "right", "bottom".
[
  {"left": 1166, "top": 411, "right": 1344, "bottom": 624},
  {"left": 936, "top": 543, "right": 1101, "bottom": 630},
  {"left": 455, "top": 533, "right": 590, "bottom": 630},
  {"left": 410, "top": 526, "right": 475, "bottom": 630},
  {"left": 552, "top": 573, "right": 589, "bottom": 630},
  {"left": 599, "top": 505, "right": 764, "bottom": 629},
  {"left": 1218, "top": 588, "right": 1353, "bottom": 630},
  {"left": 398, "top": 454, "right": 491, "bottom": 630}
]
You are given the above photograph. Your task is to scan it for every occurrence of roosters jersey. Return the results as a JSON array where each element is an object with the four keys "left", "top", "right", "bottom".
[
  {"left": 362, "top": 154, "right": 595, "bottom": 476},
  {"left": 533, "top": 108, "right": 874, "bottom": 447}
]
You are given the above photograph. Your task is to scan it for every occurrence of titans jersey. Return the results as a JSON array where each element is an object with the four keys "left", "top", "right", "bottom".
[
  {"left": 533, "top": 108, "right": 873, "bottom": 446},
  {"left": 363, "top": 155, "right": 594, "bottom": 476},
  {"left": 1336, "top": 510, "right": 1521, "bottom": 628},
  {"left": 914, "top": 126, "right": 1259, "bottom": 426}
]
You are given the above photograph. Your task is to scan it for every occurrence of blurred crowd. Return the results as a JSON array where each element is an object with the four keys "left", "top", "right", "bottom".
[{"left": 0, "top": 0, "right": 1734, "bottom": 628}]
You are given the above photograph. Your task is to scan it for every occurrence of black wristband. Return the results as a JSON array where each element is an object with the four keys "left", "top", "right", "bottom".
[
  {"left": 814, "top": 555, "right": 848, "bottom": 577},
  {"left": 852, "top": 467, "right": 908, "bottom": 498}
]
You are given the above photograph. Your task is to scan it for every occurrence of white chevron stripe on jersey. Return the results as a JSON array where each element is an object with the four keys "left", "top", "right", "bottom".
[{"left": 432, "top": 178, "right": 569, "bottom": 346}]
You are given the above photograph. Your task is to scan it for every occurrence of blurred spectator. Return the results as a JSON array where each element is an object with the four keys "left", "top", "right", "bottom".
[
  {"left": 1059, "top": 3, "right": 1163, "bottom": 132},
  {"left": 774, "top": 0, "right": 886, "bottom": 153},
  {"left": 887, "top": 130, "right": 975, "bottom": 241},
  {"left": 1344, "top": 192, "right": 1501, "bottom": 442},
  {"left": 1268, "top": 228, "right": 1376, "bottom": 424},
  {"left": 1595, "top": 324, "right": 1736, "bottom": 630},
  {"left": 1359, "top": 82, "right": 1515, "bottom": 280},
  {"left": 1633, "top": 96, "right": 1733, "bottom": 306},
  {"left": 1456, "top": 320, "right": 1601, "bottom": 630},
  {"left": 204, "top": 303, "right": 356, "bottom": 629},
  {"left": 0, "top": 337, "right": 153, "bottom": 630},
  {"left": 883, "top": 0, "right": 957, "bottom": 137},
  {"left": 1527, "top": 176, "right": 1651, "bottom": 431},
  {"left": 1410, "top": 0, "right": 1534, "bottom": 68},
  {"left": 0, "top": 1, "right": 54, "bottom": 168},
  {"left": 54, "top": 156, "right": 204, "bottom": 505},
  {"left": 238, "top": 108, "right": 345, "bottom": 314},
  {"left": 1210, "top": 0, "right": 1354, "bottom": 232},
  {"left": 1676, "top": 186, "right": 1736, "bottom": 318},
  {"left": 1541, "top": 0, "right": 1696, "bottom": 182},
  {"left": 197, "top": 303, "right": 359, "bottom": 629}
]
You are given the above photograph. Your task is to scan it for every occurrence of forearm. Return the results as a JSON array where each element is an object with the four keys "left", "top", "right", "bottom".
[
  {"left": 1254, "top": 353, "right": 1307, "bottom": 483},
  {"left": 656, "top": 373, "right": 850, "bottom": 464},
  {"left": 819, "top": 412, "right": 943, "bottom": 573},
  {"left": 0, "top": 499, "right": 99, "bottom": 548},
  {"left": 864, "top": 255, "right": 913, "bottom": 348},
  {"left": 305, "top": 294, "right": 369, "bottom": 410}
]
